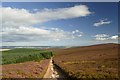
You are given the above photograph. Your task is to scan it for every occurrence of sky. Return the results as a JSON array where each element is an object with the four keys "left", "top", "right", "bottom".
[{"left": 0, "top": 2, "right": 119, "bottom": 46}]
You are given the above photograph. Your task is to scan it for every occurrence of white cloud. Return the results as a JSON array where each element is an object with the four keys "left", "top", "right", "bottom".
[
  {"left": 93, "top": 19, "right": 111, "bottom": 27},
  {"left": 35, "top": 5, "right": 91, "bottom": 22},
  {"left": 0, "top": 5, "right": 91, "bottom": 42},
  {"left": 93, "top": 34, "right": 119, "bottom": 41},
  {"left": 2, "top": 26, "right": 83, "bottom": 42},
  {"left": 93, "top": 34, "right": 109, "bottom": 40},
  {"left": 1, "top": 5, "right": 90, "bottom": 43},
  {"left": 1, "top": 5, "right": 91, "bottom": 28},
  {"left": 72, "top": 30, "right": 83, "bottom": 38},
  {"left": 72, "top": 30, "right": 79, "bottom": 34},
  {"left": 1, "top": 7, "right": 37, "bottom": 27},
  {"left": 110, "top": 35, "right": 118, "bottom": 40},
  {"left": 2, "top": 26, "right": 50, "bottom": 35}
]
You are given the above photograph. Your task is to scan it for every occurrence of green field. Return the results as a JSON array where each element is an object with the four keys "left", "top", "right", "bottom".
[{"left": 2, "top": 48, "right": 53, "bottom": 65}]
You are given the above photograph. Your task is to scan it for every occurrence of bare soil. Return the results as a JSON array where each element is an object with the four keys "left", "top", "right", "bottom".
[{"left": 43, "top": 58, "right": 66, "bottom": 79}]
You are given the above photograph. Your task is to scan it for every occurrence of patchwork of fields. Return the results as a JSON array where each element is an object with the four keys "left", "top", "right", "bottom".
[{"left": 53, "top": 43, "right": 119, "bottom": 79}]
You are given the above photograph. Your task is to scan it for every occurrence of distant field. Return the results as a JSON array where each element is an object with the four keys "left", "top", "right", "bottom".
[
  {"left": 2, "top": 48, "right": 53, "bottom": 65},
  {"left": 53, "top": 43, "right": 119, "bottom": 79}
]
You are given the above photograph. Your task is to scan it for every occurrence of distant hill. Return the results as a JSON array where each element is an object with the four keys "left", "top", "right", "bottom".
[
  {"left": 53, "top": 43, "right": 119, "bottom": 55},
  {"left": 53, "top": 43, "right": 119, "bottom": 79}
]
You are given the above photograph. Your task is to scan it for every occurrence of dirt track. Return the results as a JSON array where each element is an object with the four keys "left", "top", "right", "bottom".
[{"left": 43, "top": 58, "right": 66, "bottom": 79}]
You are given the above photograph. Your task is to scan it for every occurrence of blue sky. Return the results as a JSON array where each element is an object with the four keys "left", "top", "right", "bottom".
[{"left": 1, "top": 2, "right": 119, "bottom": 46}]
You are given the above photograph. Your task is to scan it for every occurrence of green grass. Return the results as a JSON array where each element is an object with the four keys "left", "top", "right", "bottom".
[{"left": 2, "top": 48, "right": 53, "bottom": 65}]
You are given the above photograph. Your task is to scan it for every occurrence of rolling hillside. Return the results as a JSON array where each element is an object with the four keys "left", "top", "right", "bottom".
[{"left": 53, "top": 43, "right": 119, "bottom": 79}]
